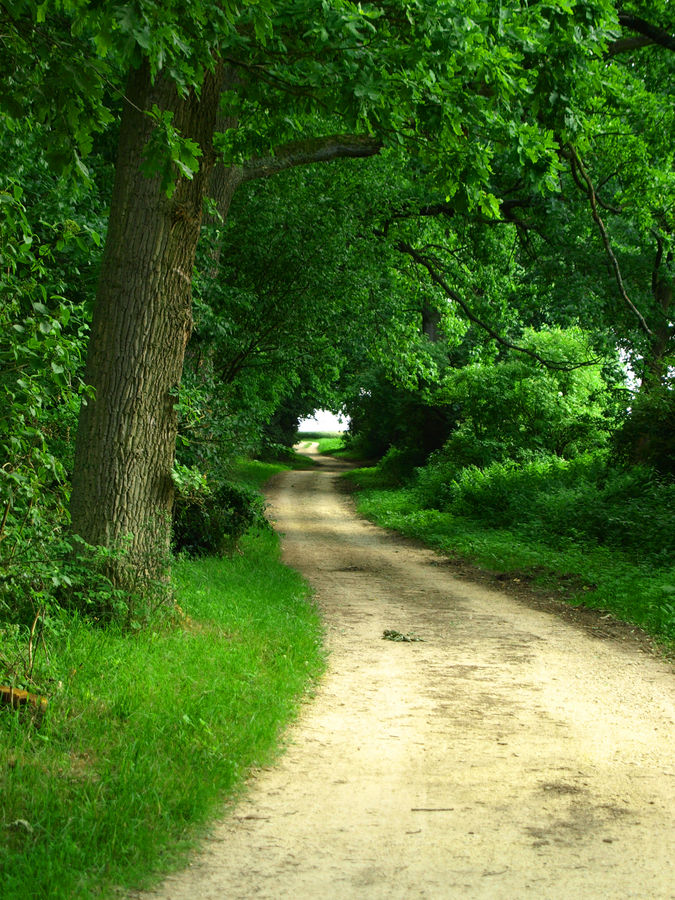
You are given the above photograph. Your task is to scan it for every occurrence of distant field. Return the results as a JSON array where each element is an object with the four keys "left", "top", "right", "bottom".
[
  {"left": 296, "top": 431, "right": 344, "bottom": 439},
  {"left": 295, "top": 434, "right": 370, "bottom": 462}
]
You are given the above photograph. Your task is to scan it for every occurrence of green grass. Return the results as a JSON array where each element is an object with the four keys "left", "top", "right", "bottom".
[
  {"left": 0, "top": 527, "right": 324, "bottom": 898},
  {"left": 313, "top": 436, "right": 346, "bottom": 454},
  {"left": 348, "top": 469, "right": 675, "bottom": 648},
  {"left": 234, "top": 457, "right": 310, "bottom": 487},
  {"left": 296, "top": 431, "right": 344, "bottom": 442},
  {"left": 239, "top": 451, "right": 316, "bottom": 479},
  {"left": 295, "top": 432, "right": 365, "bottom": 460}
]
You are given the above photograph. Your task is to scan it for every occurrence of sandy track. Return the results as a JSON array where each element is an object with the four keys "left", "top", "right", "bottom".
[{"left": 146, "top": 449, "right": 674, "bottom": 899}]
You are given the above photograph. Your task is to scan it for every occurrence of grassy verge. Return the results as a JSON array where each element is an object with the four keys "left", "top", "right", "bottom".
[
  {"left": 296, "top": 432, "right": 364, "bottom": 460},
  {"left": 235, "top": 457, "right": 311, "bottom": 485},
  {"left": 0, "top": 472, "right": 324, "bottom": 899},
  {"left": 313, "top": 436, "right": 345, "bottom": 454},
  {"left": 348, "top": 470, "right": 675, "bottom": 648}
]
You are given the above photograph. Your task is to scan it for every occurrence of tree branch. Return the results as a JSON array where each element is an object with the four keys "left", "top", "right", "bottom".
[
  {"left": 375, "top": 197, "right": 537, "bottom": 238},
  {"left": 607, "top": 14, "right": 675, "bottom": 55},
  {"left": 374, "top": 201, "right": 456, "bottom": 237},
  {"left": 395, "top": 241, "right": 600, "bottom": 371},
  {"left": 206, "top": 133, "right": 382, "bottom": 260},
  {"left": 618, "top": 13, "right": 675, "bottom": 52},
  {"left": 240, "top": 134, "right": 382, "bottom": 183},
  {"left": 566, "top": 145, "right": 653, "bottom": 337},
  {"left": 565, "top": 152, "right": 622, "bottom": 213},
  {"left": 606, "top": 35, "right": 654, "bottom": 56}
]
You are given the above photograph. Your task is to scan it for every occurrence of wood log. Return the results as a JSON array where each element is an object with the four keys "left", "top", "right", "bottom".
[{"left": 0, "top": 685, "right": 48, "bottom": 712}]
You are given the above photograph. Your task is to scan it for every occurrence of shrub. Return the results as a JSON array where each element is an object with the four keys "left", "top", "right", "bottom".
[
  {"left": 614, "top": 387, "right": 675, "bottom": 476},
  {"left": 0, "top": 184, "right": 94, "bottom": 637},
  {"left": 172, "top": 477, "right": 269, "bottom": 557},
  {"left": 410, "top": 450, "right": 675, "bottom": 566},
  {"left": 375, "top": 445, "right": 428, "bottom": 486}
]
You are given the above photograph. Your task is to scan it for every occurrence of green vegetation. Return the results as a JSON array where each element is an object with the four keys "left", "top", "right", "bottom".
[
  {"left": 349, "top": 458, "right": 675, "bottom": 644},
  {"left": 315, "top": 437, "right": 349, "bottom": 455},
  {"left": 298, "top": 434, "right": 360, "bottom": 459},
  {"left": 0, "top": 524, "right": 324, "bottom": 900},
  {"left": 338, "top": 325, "right": 674, "bottom": 646},
  {"left": 1, "top": 1, "right": 673, "bottom": 889}
]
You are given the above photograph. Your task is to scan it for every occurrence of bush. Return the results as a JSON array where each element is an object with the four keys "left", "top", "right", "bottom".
[
  {"left": 614, "top": 387, "right": 675, "bottom": 476},
  {"left": 172, "top": 479, "right": 269, "bottom": 557},
  {"left": 375, "top": 445, "right": 428, "bottom": 486},
  {"left": 411, "top": 451, "right": 675, "bottom": 566},
  {"left": 0, "top": 184, "right": 94, "bottom": 637}
]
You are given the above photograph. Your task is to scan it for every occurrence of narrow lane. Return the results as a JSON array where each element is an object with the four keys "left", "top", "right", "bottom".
[{"left": 147, "top": 450, "right": 674, "bottom": 899}]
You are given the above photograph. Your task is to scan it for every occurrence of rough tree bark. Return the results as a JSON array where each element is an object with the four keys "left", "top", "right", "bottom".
[
  {"left": 70, "top": 61, "right": 224, "bottom": 586},
  {"left": 69, "top": 63, "right": 381, "bottom": 592}
]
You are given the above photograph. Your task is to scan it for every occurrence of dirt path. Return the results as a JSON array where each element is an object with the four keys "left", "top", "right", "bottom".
[{"left": 147, "top": 448, "right": 674, "bottom": 899}]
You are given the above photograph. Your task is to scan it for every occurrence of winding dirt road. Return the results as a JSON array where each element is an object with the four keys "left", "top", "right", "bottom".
[{"left": 147, "top": 447, "right": 674, "bottom": 899}]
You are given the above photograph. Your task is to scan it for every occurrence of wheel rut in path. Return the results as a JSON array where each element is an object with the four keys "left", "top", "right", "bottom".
[{"left": 145, "top": 449, "right": 674, "bottom": 899}]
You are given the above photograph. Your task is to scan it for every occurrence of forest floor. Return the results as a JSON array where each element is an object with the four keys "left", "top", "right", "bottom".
[{"left": 141, "top": 446, "right": 674, "bottom": 899}]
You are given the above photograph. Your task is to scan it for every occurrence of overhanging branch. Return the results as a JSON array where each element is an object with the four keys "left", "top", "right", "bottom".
[
  {"left": 374, "top": 197, "right": 538, "bottom": 239},
  {"left": 396, "top": 241, "right": 601, "bottom": 371},
  {"left": 618, "top": 13, "right": 675, "bottom": 52},
  {"left": 565, "top": 145, "right": 653, "bottom": 338},
  {"left": 241, "top": 134, "right": 382, "bottom": 183},
  {"left": 608, "top": 13, "right": 675, "bottom": 55},
  {"left": 206, "top": 132, "right": 381, "bottom": 249}
]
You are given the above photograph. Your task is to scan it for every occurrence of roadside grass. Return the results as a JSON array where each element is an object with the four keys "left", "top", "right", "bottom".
[
  {"left": 0, "top": 479, "right": 324, "bottom": 899},
  {"left": 296, "top": 432, "right": 363, "bottom": 460},
  {"left": 252, "top": 449, "right": 316, "bottom": 472},
  {"left": 348, "top": 470, "right": 675, "bottom": 648},
  {"left": 235, "top": 457, "right": 310, "bottom": 486},
  {"left": 313, "top": 436, "right": 345, "bottom": 454}
]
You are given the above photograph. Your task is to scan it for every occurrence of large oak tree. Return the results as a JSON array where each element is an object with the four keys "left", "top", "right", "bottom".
[{"left": 3, "top": 0, "right": 671, "bottom": 591}]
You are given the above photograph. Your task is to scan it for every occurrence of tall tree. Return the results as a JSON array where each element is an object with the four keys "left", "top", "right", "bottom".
[{"left": 3, "top": 0, "right": 641, "bottom": 592}]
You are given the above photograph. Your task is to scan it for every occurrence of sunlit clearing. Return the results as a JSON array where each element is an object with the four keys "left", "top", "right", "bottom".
[{"left": 298, "top": 410, "right": 349, "bottom": 432}]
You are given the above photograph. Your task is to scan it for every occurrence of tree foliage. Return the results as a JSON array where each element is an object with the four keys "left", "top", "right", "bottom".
[
  {"left": 0, "top": 181, "right": 93, "bottom": 623},
  {"left": 0, "top": 0, "right": 672, "bottom": 625}
]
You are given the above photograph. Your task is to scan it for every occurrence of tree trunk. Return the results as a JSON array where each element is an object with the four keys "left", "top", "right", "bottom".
[
  {"left": 420, "top": 301, "right": 449, "bottom": 453},
  {"left": 70, "top": 61, "right": 379, "bottom": 598},
  {"left": 422, "top": 301, "right": 442, "bottom": 344},
  {"left": 70, "top": 61, "right": 223, "bottom": 589},
  {"left": 641, "top": 276, "right": 673, "bottom": 392}
]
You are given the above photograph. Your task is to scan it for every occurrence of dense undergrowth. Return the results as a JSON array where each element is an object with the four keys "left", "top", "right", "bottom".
[
  {"left": 0, "top": 461, "right": 324, "bottom": 900},
  {"left": 342, "top": 447, "right": 675, "bottom": 646},
  {"left": 413, "top": 451, "right": 675, "bottom": 568}
]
